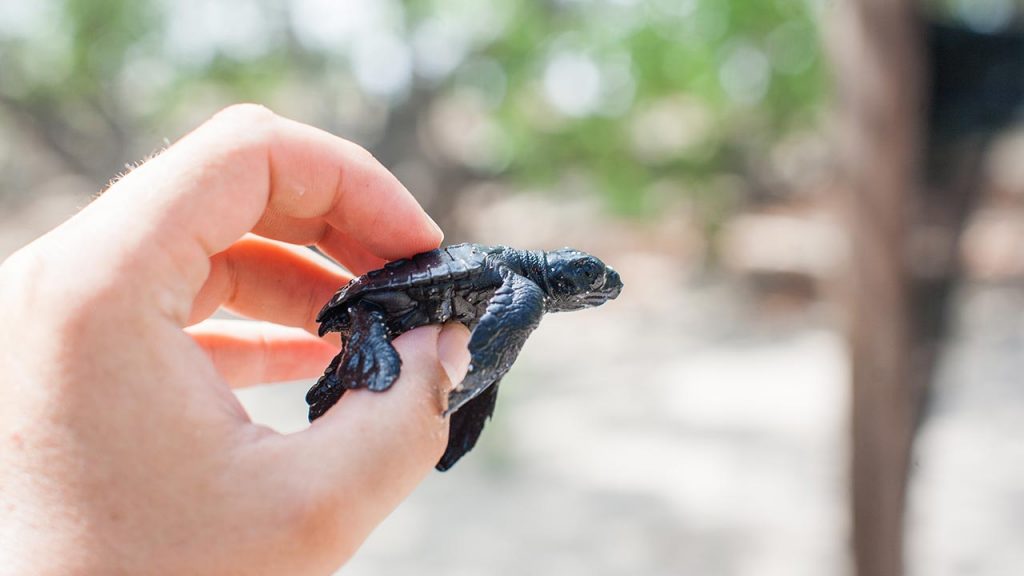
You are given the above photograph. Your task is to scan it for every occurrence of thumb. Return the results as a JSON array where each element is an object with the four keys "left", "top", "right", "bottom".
[{"left": 287, "top": 322, "right": 471, "bottom": 547}]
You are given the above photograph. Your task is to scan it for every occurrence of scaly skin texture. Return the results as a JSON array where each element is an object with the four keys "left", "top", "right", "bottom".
[{"left": 307, "top": 243, "right": 623, "bottom": 470}]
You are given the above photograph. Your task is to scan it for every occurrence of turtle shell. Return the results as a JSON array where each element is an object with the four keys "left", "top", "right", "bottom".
[{"left": 316, "top": 243, "right": 493, "bottom": 325}]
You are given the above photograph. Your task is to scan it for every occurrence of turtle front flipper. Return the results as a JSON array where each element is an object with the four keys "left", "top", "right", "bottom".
[
  {"left": 307, "top": 301, "right": 401, "bottom": 421},
  {"left": 445, "top": 272, "right": 544, "bottom": 417},
  {"left": 437, "top": 380, "right": 501, "bottom": 471}
]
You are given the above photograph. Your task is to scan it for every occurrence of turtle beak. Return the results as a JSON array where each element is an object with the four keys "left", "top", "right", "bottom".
[
  {"left": 604, "top": 268, "right": 622, "bottom": 299},
  {"left": 579, "top": 268, "right": 622, "bottom": 307},
  {"left": 595, "top": 267, "right": 622, "bottom": 303}
]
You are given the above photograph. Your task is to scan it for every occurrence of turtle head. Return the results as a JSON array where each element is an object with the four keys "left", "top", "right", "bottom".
[{"left": 542, "top": 248, "right": 623, "bottom": 312}]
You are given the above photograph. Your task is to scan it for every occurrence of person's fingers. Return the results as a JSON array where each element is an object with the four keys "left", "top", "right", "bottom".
[
  {"left": 45, "top": 104, "right": 440, "bottom": 324},
  {"left": 186, "top": 319, "right": 339, "bottom": 388},
  {"left": 189, "top": 235, "right": 350, "bottom": 334},
  {"left": 249, "top": 215, "right": 387, "bottom": 275},
  {"left": 286, "top": 323, "right": 472, "bottom": 547},
  {"left": 436, "top": 322, "right": 473, "bottom": 387},
  {"left": 317, "top": 226, "right": 390, "bottom": 276}
]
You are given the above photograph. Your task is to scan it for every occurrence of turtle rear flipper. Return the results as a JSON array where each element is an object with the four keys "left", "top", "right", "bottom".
[
  {"left": 307, "top": 302, "right": 401, "bottom": 421},
  {"left": 437, "top": 381, "right": 501, "bottom": 471}
]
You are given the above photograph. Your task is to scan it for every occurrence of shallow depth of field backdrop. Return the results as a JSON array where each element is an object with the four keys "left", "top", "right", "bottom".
[{"left": 1, "top": 1, "right": 1022, "bottom": 575}]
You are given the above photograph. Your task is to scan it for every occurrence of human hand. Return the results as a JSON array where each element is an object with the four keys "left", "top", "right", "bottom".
[{"left": 0, "top": 105, "right": 471, "bottom": 575}]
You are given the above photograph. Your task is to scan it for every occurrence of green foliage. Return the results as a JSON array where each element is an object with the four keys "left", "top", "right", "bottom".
[
  {"left": 461, "top": 0, "right": 826, "bottom": 215},
  {"left": 0, "top": 0, "right": 826, "bottom": 216}
]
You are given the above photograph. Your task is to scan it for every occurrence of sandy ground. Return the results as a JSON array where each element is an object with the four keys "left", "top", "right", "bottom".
[
  {"left": 238, "top": 269, "right": 1024, "bottom": 576},
  {"left": 2, "top": 192, "right": 1022, "bottom": 575},
  {"left": 908, "top": 284, "right": 1024, "bottom": 576},
  {"left": 240, "top": 265, "right": 853, "bottom": 576}
]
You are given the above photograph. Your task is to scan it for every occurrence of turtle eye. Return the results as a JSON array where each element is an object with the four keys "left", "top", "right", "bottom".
[{"left": 575, "top": 259, "right": 604, "bottom": 289}]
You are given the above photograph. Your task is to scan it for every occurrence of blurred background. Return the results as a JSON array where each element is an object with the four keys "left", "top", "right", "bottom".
[{"left": 1, "top": 1, "right": 1022, "bottom": 575}]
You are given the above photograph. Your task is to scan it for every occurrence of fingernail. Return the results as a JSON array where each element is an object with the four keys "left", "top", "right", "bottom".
[
  {"left": 426, "top": 212, "right": 444, "bottom": 240},
  {"left": 436, "top": 322, "right": 471, "bottom": 392}
]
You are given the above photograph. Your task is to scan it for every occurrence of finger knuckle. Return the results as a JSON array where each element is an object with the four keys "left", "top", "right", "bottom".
[
  {"left": 0, "top": 246, "right": 50, "bottom": 308},
  {"left": 211, "top": 103, "right": 277, "bottom": 129},
  {"left": 200, "top": 104, "right": 278, "bottom": 176},
  {"left": 0, "top": 245, "right": 39, "bottom": 281}
]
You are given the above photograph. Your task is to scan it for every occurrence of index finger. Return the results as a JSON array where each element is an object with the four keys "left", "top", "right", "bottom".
[{"left": 58, "top": 104, "right": 441, "bottom": 322}]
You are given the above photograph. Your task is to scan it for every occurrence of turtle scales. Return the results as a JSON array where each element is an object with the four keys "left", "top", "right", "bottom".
[{"left": 306, "top": 243, "right": 622, "bottom": 470}]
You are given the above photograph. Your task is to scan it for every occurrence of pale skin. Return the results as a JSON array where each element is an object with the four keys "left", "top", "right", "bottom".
[{"left": 0, "top": 104, "right": 472, "bottom": 575}]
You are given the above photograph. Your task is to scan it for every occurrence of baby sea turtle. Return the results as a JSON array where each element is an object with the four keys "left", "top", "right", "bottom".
[{"left": 306, "top": 243, "right": 623, "bottom": 471}]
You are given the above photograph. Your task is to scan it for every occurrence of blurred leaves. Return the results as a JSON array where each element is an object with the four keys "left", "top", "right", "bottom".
[
  {"left": 0, "top": 0, "right": 826, "bottom": 217},
  {"left": 458, "top": 0, "right": 826, "bottom": 215}
]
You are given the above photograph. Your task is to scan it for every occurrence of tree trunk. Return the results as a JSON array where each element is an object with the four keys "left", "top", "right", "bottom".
[{"left": 830, "top": 1, "right": 925, "bottom": 575}]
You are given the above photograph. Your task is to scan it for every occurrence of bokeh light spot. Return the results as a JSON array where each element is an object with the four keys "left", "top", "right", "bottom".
[
  {"left": 543, "top": 52, "right": 602, "bottom": 118},
  {"left": 719, "top": 43, "right": 771, "bottom": 107}
]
